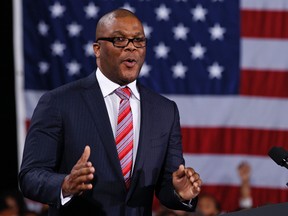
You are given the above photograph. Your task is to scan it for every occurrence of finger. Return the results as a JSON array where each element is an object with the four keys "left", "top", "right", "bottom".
[
  {"left": 192, "top": 180, "right": 202, "bottom": 196},
  {"left": 189, "top": 172, "right": 200, "bottom": 182},
  {"left": 78, "top": 145, "right": 91, "bottom": 163},
  {"left": 75, "top": 172, "right": 94, "bottom": 184},
  {"left": 192, "top": 178, "right": 202, "bottom": 187},
  {"left": 78, "top": 182, "right": 93, "bottom": 192},
  {"left": 66, "top": 169, "right": 94, "bottom": 193},
  {"left": 76, "top": 174, "right": 94, "bottom": 193},
  {"left": 192, "top": 185, "right": 201, "bottom": 195},
  {"left": 196, "top": 178, "right": 202, "bottom": 187},
  {"left": 184, "top": 167, "right": 195, "bottom": 177},
  {"left": 173, "top": 164, "right": 185, "bottom": 178},
  {"left": 71, "top": 166, "right": 95, "bottom": 180}
]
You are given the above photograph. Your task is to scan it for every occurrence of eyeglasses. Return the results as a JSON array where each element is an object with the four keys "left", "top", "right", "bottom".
[{"left": 96, "top": 37, "right": 147, "bottom": 48}]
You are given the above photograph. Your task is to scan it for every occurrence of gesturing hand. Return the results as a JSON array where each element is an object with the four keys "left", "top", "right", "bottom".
[
  {"left": 172, "top": 164, "right": 202, "bottom": 201},
  {"left": 61, "top": 145, "right": 95, "bottom": 197}
]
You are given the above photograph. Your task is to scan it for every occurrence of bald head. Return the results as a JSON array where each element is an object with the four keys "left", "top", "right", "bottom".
[
  {"left": 96, "top": 9, "right": 142, "bottom": 40},
  {"left": 93, "top": 8, "right": 146, "bottom": 86}
]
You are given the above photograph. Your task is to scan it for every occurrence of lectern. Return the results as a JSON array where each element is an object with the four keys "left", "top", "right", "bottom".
[{"left": 222, "top": 202, "right": 288, "bottom": 216}]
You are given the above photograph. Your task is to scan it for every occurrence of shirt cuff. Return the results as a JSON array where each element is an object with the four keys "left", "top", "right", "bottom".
[
  {"left": 239, "top": 197, "right": 253, "bottom": 209},
  {"left": 174, "top": 190, "right": 194, "bottom": 208},
  {"left": 60, "top": 190, "right": 73, "bottom": 206}
]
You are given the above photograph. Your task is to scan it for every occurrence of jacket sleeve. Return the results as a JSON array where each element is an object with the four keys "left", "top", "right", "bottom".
[
  {"left": 154, "top": 101, "right": 198, "bottom": 211},
  {"left": 18, "top": 92, "right": 66, "bottom": 208}
]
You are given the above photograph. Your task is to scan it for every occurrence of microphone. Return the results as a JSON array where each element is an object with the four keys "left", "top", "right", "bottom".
[{"left": 268, "top": 146, "right": 288, "bottom": 169}]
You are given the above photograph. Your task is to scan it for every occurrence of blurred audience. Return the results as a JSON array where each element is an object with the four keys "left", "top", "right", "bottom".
[
  {"left": 0, "top": 199, "right": 16, "bottom": 216},
  {"left": 154, "top": 207, "right": 177, "bottom": 216},
  {"left": 0, "top": 189, "right": 27, "bottom": 216},
  {"left": 237, "top": 161, "right": 253, "bottom": 210},
  {"left": 0, "top": 189, "right": 48, "bottom": 216},
  {"left": 23, "top": 199, "right": 48, "bottom": 216},
  {"left": 195, "top": 193, "right": 221, "bottom": 216},
  {"left": 154, "top": 204, "right": 198, "bottom": 216}
]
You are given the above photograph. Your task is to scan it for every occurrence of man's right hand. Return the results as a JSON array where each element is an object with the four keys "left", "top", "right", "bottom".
[{"left": 61, "top": 145, "right": 95, "bottom": 197}]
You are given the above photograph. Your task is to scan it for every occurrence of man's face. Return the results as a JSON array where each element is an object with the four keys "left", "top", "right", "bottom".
[
  {"left": 196, "top": 196, "right": 220, "bottom": 216},
  {"left": 94, "top": 16, "right": 146, "bottom": 86}
]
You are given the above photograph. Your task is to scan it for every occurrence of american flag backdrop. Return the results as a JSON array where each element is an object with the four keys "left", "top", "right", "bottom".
[{"left": 14, "top": 0, "right": 288, "bottom": 212}]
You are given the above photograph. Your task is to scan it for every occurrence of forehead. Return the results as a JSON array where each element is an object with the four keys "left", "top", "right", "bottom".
[
  {"left": 199, "top": 197, "right": 216, "bottom": 206},
  {"left": 102, "top": 16, "right": 144, "bottom": 36}
]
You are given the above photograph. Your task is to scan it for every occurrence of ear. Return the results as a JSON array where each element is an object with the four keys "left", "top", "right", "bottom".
[{"left": 93, "top": 42, "right": 100, "bottom": 57}]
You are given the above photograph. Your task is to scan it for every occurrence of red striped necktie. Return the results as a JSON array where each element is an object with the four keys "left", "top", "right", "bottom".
[{"left": 115, "top": 86, "right": 133, "bottom": 189}]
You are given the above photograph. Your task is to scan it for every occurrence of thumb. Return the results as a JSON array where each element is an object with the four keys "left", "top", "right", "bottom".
[
  {"left": 173, "top": 164, "right": 185, "bottom": 178},
  {"left": 79, "top": 145, "right": 91, "bottom": 163}
]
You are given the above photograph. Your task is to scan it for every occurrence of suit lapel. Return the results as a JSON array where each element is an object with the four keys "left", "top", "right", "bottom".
[{"left": 81, "top": 73, "right": 123, "bottom": 181}]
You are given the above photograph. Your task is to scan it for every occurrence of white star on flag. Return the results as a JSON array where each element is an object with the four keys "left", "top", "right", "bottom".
[
  {"left": 209, "top": 23, "right": 226, "bottom": 40},
  {"left": 208, "top": 62, "right": 224, "bottom": 79},
  {"left": 67, "top": 22, "right": 82, "bottom": 37},
  {"left": 143, "top": 23, "right": 153, "bottom": 39},
  {"left": 84, "top": 2, "right": 99, "bottom": 19},
  {"left": 49, "top": 2, "right": 66, "bottom": 18},
  {"left": 191, "top": 4, "right": 207, "bottom": 22},
  {"left": 190, "top": 43, "right": 206, "bottom": 59},
  {"left": 155, "top": 4, "right": 171, "bottom": 21},
  {"left": 173, "top": 23, "right": 189, "bottom": 40},
  {"left": 51, "top": 40, "right": 66, "bottom": 56},
  {"left": 140, "top": 62, "right": 151, "bottom": 77},
  {"left": 154, "top": 42, "right": 170, "bottom": 59},
  {"left": 38, "top": 61, "right": 49, "bottom": 74},
  {"left": 172, "top": 62, "right": 188, "bottom": 78},
  {"left": 66, "top": 60, "right": 81, "bottom": 76},
  {"left": 83, "top": 41, "right": 94, "bottom": 57},
  {"left": 38, "top": 21, "right": 49, "bottom": 36}
]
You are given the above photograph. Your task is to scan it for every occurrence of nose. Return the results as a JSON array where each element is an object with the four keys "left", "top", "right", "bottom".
[{"left": 125, "top": 40, "right": 137, "bottom": 50}]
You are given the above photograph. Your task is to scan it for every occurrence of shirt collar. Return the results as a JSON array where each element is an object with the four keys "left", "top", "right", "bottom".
[{"left": 96, "top": 68, "right": 140, "bottom": 100}]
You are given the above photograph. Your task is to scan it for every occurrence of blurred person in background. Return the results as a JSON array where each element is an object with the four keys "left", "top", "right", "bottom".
[
  {"left": 0, "top": 189, "right": 27, "bottom": 216},
  {"left": 237, "top": 161, "right": 253, "bottom": 210},
  {"left": 195, "top": 193, "right": 221, "bottom": 216}
]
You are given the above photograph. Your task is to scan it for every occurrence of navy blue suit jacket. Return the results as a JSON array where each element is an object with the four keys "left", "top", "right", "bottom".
[{"left": 19, "top": 72, "right": 197, "bottom": 216}]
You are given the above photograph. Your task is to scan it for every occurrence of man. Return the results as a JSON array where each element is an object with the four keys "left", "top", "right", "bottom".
[{"left": 18, "top": 8, "right": 202, "bottom": 216}]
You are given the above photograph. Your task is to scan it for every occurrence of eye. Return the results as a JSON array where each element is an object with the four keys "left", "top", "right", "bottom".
[
  {"left": 113, "top": 37, "right": 126, "bottom": 42},
  {"left": 133, "top": 37, "right": 146, "bottom": 42}
]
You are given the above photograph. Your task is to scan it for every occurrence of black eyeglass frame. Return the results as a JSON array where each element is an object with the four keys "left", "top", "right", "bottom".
[{"left": 96, "top": 37, "right": 147, "bottom": 48}]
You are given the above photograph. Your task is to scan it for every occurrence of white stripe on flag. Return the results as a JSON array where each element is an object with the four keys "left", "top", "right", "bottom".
[
  {"left": 27, "top": 92, "right": 288, "bottom": 130},
  {"left": 25, "top": 90, "right": 46, "bottom": 118},
  {"left": 184, "top": 153, "right": 288, "bottom": 188},
  {"left": 165, "top": 95, "right": 288, "bottom": 130},
  {"left": 241, "top": 39, "right": 288, "bottom": 70},
  {"left": 241, "top": 0, "right": 288, "bottom": 11}
]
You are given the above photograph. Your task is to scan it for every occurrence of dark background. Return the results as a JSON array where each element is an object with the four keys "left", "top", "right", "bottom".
[{"left": 1, "top": 1, "right": 19, "bottom": 191}]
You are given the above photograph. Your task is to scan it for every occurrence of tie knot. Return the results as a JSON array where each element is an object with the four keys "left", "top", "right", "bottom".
[{"left": 115, "top": 86, "right": 131, "bottom": 100}]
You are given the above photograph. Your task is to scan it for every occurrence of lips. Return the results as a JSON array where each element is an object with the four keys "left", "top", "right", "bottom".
[{"left": 123, "top": 58, "right": 137, "bottom": 68}]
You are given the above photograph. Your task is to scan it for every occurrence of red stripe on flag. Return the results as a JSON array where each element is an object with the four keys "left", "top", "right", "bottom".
[
  {"left": 181, "top": 127, "right": 288, "bottom": 155},
  {"left": 241, "top": 10, "right": 288, "bottom": 38},
  {"left": 240, "top": 69, "right": 288, "bottom": 98}
]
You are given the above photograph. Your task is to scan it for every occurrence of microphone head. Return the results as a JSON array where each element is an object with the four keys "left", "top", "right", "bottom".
[{"left": 268, "top": 146, "right": 288, "bottom": 166}]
